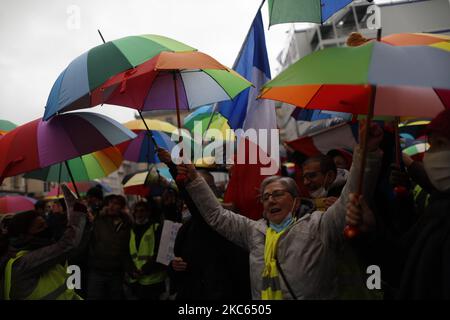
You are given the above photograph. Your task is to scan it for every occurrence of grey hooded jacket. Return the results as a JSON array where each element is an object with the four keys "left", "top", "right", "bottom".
[{"left": 185, "top": 149, "right": 382, "bottom": 299}]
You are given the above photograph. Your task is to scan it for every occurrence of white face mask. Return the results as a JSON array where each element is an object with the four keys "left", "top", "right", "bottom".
[
  {"left": 309, "top": 187, "right": 327, "bottom": 199},
  {"left": 423, "top": 150, "right": 450, "bottom": 193}
]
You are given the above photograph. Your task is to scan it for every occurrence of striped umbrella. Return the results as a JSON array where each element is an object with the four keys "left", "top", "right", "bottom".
[
  {"left": 260, "top": 42, "right": 450, "bottom": 118},
  {"left": 0, "top": 195, "right": 37, "bottom": 214},
  {"left": 24, "top": 146, "right": 123, "bottom": 182},
  {"left": 44, "top": 34, "right": 251, "bottom": 120},
  {"left": 0, "top": 112, "right": 136, "bottom": 186},
  {"left": 184, "top": 105, "right": 235, "bottom": 141},
  {"left": 122, "top": 166, "right": 172, "bottom": 197}
]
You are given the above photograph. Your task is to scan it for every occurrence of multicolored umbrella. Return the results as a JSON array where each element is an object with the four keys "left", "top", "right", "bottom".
[
  {"left": 122, "top": 166, "right": 172, "bottom": 197},
  {"left": 184, "top": 105, "right": 235, "bottom": 141},
  {"left": 268, "top": 0, "right": 353, "bottom": 25},
  {"left": 24, "top": 146, "right": 123, "bottom": 182},
  {"left": 403, "top": 141, "right": 429, "bottom": 161},
  {"left": 260, "top": 42, "right": 450, "bottom": 117},
  {"left": 117, "top": 118, "right": 195, "bottom": 164},
  {"left": 44, "top": 34, "right": 251, "bottom": 120},
  {"left": 0, "top": 120, "right": 17, "bottom": 136},
  {"left": 0, "top": 112, "right": 136, "bottom": 182},
  {"left": 0, "top": 195, "right": 37, "bottom": 214},
  {"left": 45, "top": 181, "right": 112, "bottom": 200}
]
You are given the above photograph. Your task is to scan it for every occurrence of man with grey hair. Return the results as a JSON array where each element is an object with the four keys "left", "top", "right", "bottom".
[{"left": 176, "top": 122, "right": 383, "bottom": 300}]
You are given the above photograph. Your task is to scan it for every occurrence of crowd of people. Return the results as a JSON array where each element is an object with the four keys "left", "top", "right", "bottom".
[{"left": 0, "top": 109, "right": 449, "bottom": 300}]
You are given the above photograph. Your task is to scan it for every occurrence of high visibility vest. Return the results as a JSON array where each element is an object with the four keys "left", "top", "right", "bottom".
[
  {"left": 129, "top": 223, "right": 166, "bottom": 286},
  {"left": 4, "top": 250, "right": 81, "bottom": 300},
  {"left": 261, "top": 228, "right": 285, "bottom": 300}
]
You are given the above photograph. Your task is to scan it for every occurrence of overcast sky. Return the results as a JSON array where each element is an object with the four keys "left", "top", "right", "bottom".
[{"left": 0, "top": 0, "right": 303, "bottom": 126}]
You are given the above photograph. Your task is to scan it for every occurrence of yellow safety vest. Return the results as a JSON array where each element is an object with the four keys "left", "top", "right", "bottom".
[
  {"left": 261, "top": 228, "right": 286, "bottom": 300},
  {"left": 129, "top": 223, "right": 166, "bottom": 286},
  {"left": 4, "top": 250, "right": 81, "bottom": 300}
]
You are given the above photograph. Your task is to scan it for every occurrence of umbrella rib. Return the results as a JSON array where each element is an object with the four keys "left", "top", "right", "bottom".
[{"left": 197, "top": 69, "right": 235, "bottom": 102}]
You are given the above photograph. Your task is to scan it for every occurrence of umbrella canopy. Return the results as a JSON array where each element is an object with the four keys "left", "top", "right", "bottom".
[
  {"left": 0, "top": 195, "right": 37, "bottom": 214},
  {"left": 0, "top": 120, "right": 17, "bottom": 136},
  {"left": 268, "top": 0, "right": 353, "bottom": 25},
  {"left": 90, "top": 50, "right": 252, "bottom": 114},
  {"left": 117, "top": 118, "right": 196, "bottom": 164},
  {"left": 403, "top": 141, "right": 429, "bottom": 161},
  {"left": 45, "top": 181, "right": 112, "bottom": 199},
  {"left": 44, "top": 34, "right": 251, "bottom": 120},
  {"left": 0, "top": 112, "right": 136, "bottom": 181},
  {"left": 118, "top": 130, "right": 176, "bottom": 164},
  {"left": 123, "top": 166, "right": 172, "bottom": 196},
  {"left": 24, "top": 146, "right": 123, "bottom": 182},
  {"left": 381, "top": 33, "right": 450, "bottom": 51},
  {"left": 184, "top": 105, "right": 235, "bottom": 141},
  {"left": 260, "top": 42, "right": 450, "bottom": 117}
]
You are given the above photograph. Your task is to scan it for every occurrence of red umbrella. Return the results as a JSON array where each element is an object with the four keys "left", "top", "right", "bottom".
[{"left": 0, "top": 195, "right": 37, "bottom": 214}]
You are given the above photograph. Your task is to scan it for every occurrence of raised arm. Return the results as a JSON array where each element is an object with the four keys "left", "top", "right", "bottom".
[
  {"left": 13, "top": 184, "right": 87, "bottom": 277},
  {"left": 318, "top": 122, "right": 383, "bottom": 246},
  {"left": 177, "top": 164, "right": 258, "bottom": 251}
]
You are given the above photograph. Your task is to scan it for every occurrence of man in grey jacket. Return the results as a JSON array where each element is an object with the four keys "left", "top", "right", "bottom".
[{"left": 176, "top": 122, "right": 383, "bottom": 300}]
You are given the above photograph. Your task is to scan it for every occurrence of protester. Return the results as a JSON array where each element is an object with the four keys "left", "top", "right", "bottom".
[
  {"left": 34, "top": 200, "right": 47, "bottom": 217},
  {"left": 87, "top": 195, "right": 132, "bottom": 300},
  {"left": 127, "top": 201, "right": 167, "bottom": 300},
  {"left": 45, "top": 198, "right": 67, "bottom": 241},
  {"left": 86, "top": 185, "right": 104, "bottom": 218},
  {"left": 157, "top": 150, "right": 252, "bottom": 300},
  {"left": 0, "top": 185, "right": 86, "bottom": 300},
  {"left": 302, "top": 155, "right": 348, "bottom": 211},
  {"left": 174, "top": 122, "right": 383, "bottom": 299}
]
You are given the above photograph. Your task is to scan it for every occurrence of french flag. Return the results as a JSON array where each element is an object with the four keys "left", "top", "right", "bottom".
[
  {"left": 287, "top": 122, "right": 358, "bottom": 157},
  {"left": 219, "top": 9, "right": 278, "bottom": 221}
]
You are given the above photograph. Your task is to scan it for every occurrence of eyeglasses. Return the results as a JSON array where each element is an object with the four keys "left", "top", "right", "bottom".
[{"left": 261, "top": 189, "right": 288, "bottom": 202}]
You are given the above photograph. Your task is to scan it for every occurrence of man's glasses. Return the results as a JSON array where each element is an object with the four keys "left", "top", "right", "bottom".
[
  {"left": 302, "top": 171, "right": 321, "bottom": 181},
  {"left": 261, "top": 189, "right": 288, "bottom": 202}
]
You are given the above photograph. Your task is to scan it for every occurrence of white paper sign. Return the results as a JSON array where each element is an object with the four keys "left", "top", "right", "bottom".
[{"left": 156, "top": 220, "right": 182, "bottom": 266}]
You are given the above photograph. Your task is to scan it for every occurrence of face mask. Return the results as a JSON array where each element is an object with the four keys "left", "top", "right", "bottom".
[
  {"left": 268, "top": 199, "right": 297, "bottom": 233},
  {"left": 423, "top": 150, "right": 450, "bottom": 193},
  {"left": 309, "top": 173, "right": 330, "bottom": 199}
]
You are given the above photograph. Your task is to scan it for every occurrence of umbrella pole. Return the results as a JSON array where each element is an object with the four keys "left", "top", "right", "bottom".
[
  {"left": 138, "top": 111, "right": 160, "bottom": 170},
  {"left": 64, "top": 161, "right": 80, "bottom": 198},
  {"left": 203, "top": 103, "right": 218, "bottom": 142},
  {"left": 173, "top": 72, "right": 188, "bottom": 183},
  {"left": 394, "top": 117, "right": 401, "bottom": 166},
  {"left": 357, "top": 85, "right": 376, "bottom": 195},
  {"left": 56, "top": 162, "right": 62, "bottom": 198},
  {"left": 357, "top": 28, "right": 382, "bottom": 194}
]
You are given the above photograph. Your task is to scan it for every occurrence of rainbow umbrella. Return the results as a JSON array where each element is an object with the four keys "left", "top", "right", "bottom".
[
  {"left": 0, "top": 112, "right": 136, "bottom": 184},
  {"left": 184, "top": 105, "right": 235, "bottom": 141},
  {"left": 268, "top": 0, "right": 353, "bottom": 25},
  {"left": 403, "top": 141, "right": 430, "bottom": 161},
  {"left": 44, "top": 34, "right": 251, "bottom": 121},
  {"left": 260, "top": 42, "right": 450, "bottom": 118},
  {"left": 0, "top": 195, "right": 37, "bottom": 214},
  {"left": 117, "top": 118, "right": 197, "bottom": 164},
  {"left": 122, "top": 166, "right": 172, "bottom": 197},
  {"left": 0, "top": 120, "right": 17, "bottom": 136},
  {"left": 24, "top": 146, "right": 123, "bottom": 182},
  {"left": 45, "top": 181, "right": 112, "bottom": 200}
]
